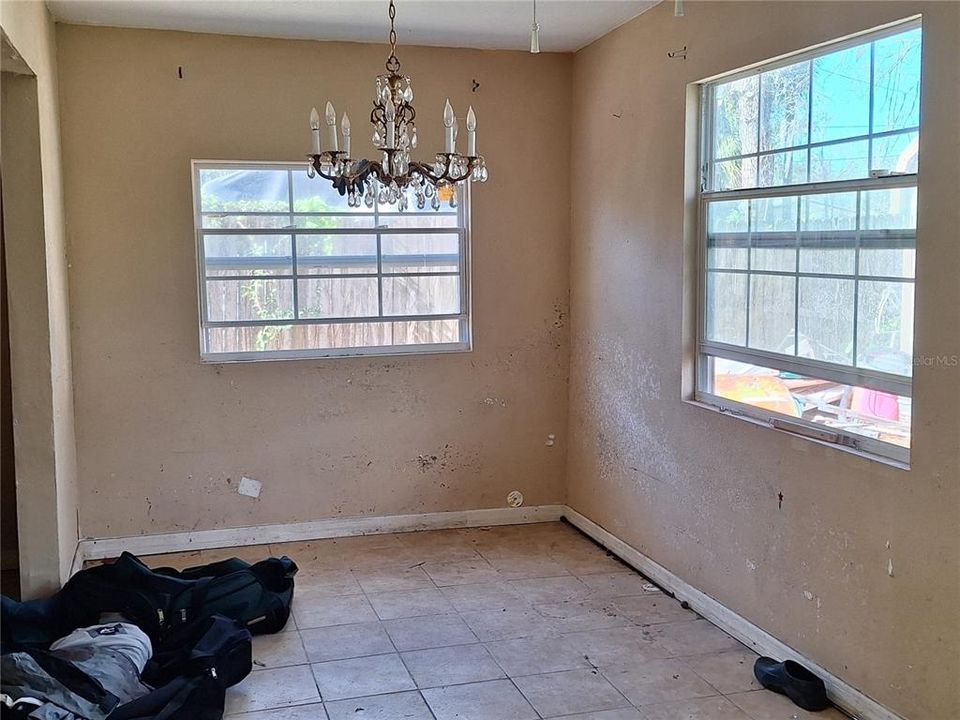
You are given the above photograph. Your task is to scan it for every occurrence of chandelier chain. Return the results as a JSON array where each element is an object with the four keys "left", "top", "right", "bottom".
[{"left": 386, "top": 0, "right": 400, "bottom": 74}]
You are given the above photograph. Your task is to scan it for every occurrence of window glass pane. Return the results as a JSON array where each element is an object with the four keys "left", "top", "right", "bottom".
[
  {"left": 205, "top": 319, "right": 463, "bottom": 354},
  {"left": 798, "top": 277, "right": 854, "bottom": 364},
  {"left": 708, "top": 200, "right": 749, "bottom": 233},
  {"left": 857, "top": 280, "right": 914, "bottom": 375},
  {"left": 713, "top": 75, "right": 758, "bottom": 159},
  {"left": 706, "top": 200, "right": 748, "bottom": 270},
  {"left": 749, "top": 275, "right": 795, "bottom": 353},
  {"left": 860, "top": 187, "right": 916, "bottom": 278},
  {"left": 377, "top": 213, "right": 459, "bottom": 229},
  {"left": 705, "top": 272, "right": 747, "bottom": 345},
  {"left": 713, "top": 157, "right": 758, "bottom": 191},
  {"left": 292, "top": 170, "right": 365, "bottom": 212},
  {"left": 861, "top": 248, "right": 915, "bottom": 279},
  {"left": 706, "top": 355, "right": 910, "bottom": 449},
  {"left": 798, "top": 192, "right": 857, "bottom": 274},
  {"left": 870, "top": 131, "right": 918, "bottom": 174},
  {"left": 390, "top": 319, "right": 463, "bottom": 345},
  {"left": 873, "top": 28, "right": 922, "bottom": 133},
  {"left": 381, "top": 234, "right": 460, "bottom": 273},
  {"left": 206, "top": 279, "right": 294, "bottom": 322},
  {"left": 760, "top": 60, "right": 810, "bottom": 151},
  {"left": 298, "top": 278, "right": 379, "bottom": 318},
  {"left": 810, "top": 139, "right": 869, "bottom": 182},
  {"left": 199, "top": 168, "right": 290, "bottom": 213},
  {"left": 759, "top": 150, "right": 807, "bottom": 187},
  {"left": 751, "top": 197, "right": 797, "bottom": 271},
  {"left": 296, "top": 235, "right": 377, "bottom": 275},
  {"left": 801, "top": 192, "right": 858, "bottom": 231},
  {"left": 202, "top": 214, "right": 292, "bottom": 230},
  {"left": 294, "top": 215, "right": 376, "bottom": 229},
  {"left": 382, "top": 275, "right": 461, "bottom": 316},
  {"left": 861, "top": 187, "right": 917, "bottom": 230},
  {"left": 811, "top": 44, "right": 871, "bottom": 143},
  {"left": 753, "top": 196, "right": 798, "bottom": 232},
  {"left": 203, "top": 235, "right": 292, "bottom": 277}
]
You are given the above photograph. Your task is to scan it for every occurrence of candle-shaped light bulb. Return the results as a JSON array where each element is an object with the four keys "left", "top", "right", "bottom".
[
  {"left": 385, "top": 99, "right": 396, "bottom": 149},
  {"left": 443, "top": 99, "right": 455, "bottom": 153},
  {"left": 325, "top": 101, "right": 338, "bottom": 152},
  {"left": 310, "top": 107, "right": 321, "bottom": 154},
  {"left": 341, "top": 113, "right": 351, "bottom": 157},
  {"left": 466, "top": 106, "right": 477, "bottom": 157}
]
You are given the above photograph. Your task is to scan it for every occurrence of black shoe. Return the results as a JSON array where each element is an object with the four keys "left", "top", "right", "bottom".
[{"left": 754, "top": 657, "right": 831, "bottom": 711}]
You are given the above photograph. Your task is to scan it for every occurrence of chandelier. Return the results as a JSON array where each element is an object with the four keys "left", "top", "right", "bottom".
[{"left": 305, "top": 0, "right": 488, "bottom": 211}]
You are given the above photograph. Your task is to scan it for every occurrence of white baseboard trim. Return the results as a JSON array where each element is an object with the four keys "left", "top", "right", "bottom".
[
  {"left": 68, "top": 540, "right": 85, "bottom": 578},
  {"left": 77, "top": 504, "right": 566, "bottom": 561},
  {"left": 562, "top": 506, "right": 902, "bottom": 720},
  {"left": 71, "top": 501, "right": 898, "bottom": 720}
]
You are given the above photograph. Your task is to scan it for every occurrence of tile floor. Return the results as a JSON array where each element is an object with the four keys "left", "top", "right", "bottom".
[{"left": 142, "top": 522, "right": 850, "bottom": 720}]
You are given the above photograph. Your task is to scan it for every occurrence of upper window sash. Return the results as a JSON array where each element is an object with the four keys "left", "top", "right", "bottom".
[{"left": 699, "top": 18, "right": 922, "bottom": 194}]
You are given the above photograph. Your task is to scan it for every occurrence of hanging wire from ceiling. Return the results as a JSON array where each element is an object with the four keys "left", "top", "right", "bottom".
[{"left": 530, "top": 0, "right": 541, "bottom": 54}]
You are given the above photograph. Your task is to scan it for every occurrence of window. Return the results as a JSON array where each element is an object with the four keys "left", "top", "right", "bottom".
[
  {"left": 192, "top": 161, "right": 471, "bottom": 361},
  {"left": 697, "top": 21, "right": 921, "bottom": 463}
]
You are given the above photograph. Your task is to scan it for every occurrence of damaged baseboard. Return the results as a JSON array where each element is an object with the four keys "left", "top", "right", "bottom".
[
  {"left": 562, "top": 506, "right": 904, "bottom": 720},
  {"left": 76, "top": 504, "right": 566, "bottom": 562}
]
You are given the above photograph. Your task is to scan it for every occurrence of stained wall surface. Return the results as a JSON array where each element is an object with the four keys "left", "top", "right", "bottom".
[
  {"left": 568, "top": 3, "right": 959, "bottom": 718},
  {"left": 55, "top": 26, "right": 571, "bottom": 539}
]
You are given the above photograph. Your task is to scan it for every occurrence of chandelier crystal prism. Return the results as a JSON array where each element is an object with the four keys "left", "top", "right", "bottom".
[{"left": 305, "top": 0, "right": 488, "bottom": 211}]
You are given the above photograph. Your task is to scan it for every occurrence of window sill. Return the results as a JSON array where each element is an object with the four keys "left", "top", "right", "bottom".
[
  {"left": 683, "top": 396, "right": 911, "bottom": 471},
  {"left": 200, "top": 342, "right": 472, "bottom": 364}
]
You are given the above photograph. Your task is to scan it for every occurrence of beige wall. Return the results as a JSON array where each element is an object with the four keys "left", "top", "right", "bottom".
[
  {"left": 568, "top": 2, "right": 959, "bottom": 718},
  {"left": 1, "top": 0, "right": 78, "bottom": 594},
  {"left": 55, "top": 26, "right": 571, "bottom": 539}
]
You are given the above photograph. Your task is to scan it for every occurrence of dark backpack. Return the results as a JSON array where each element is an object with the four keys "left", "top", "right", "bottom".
[
  {"left": 58, "top": 552, "right": 297, "bottom": 642},
  {"left": 1, "top": 615, "right": 251, "bottom": 720},
  {"left": 106, "top": 615, "right": 252, "bottom": 720}
]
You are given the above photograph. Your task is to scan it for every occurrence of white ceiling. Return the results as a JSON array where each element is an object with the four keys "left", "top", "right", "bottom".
[{"left": 46, "top": 0, "right": 661, "bottom": 53}]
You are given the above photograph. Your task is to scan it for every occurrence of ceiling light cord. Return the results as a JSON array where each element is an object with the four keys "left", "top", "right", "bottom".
[{"left": 530, "top": 0, "right": 541, "bottom": 54}]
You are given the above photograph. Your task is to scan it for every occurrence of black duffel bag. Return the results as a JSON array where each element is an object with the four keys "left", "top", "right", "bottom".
[
  {"left": 2, "top": 551, "right": 297, "bottom": 647},
  {"left": 65, "top": 552, "right": 298, "bottom": 641}
]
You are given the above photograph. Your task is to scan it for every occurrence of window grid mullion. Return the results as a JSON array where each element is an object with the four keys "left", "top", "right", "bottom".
[
  {"left": 793, "top": 195, "right": 800, "bottom": 357},
  {"left": 712, "top": 125, "right": 920, "bottom": 166},
  {"left": 288, "top": 169, "right": 300, "bottom": 321},
  {"left": 375, "top": 187, "right": 384, "bottom": 318},
  {"left": 705, "top": 267, "right": 912, "bottom": 284},
  {"left": 852, "top": 190, "right": 863, "bottom": 370},
  {"left": 867, "top": 41, "right": 876, "bottom": 173},
  {"left": 755, "top": 72, "right": 762, "bottom": 184},
  {"left": 744, "top": 199, "right": 753, "bottom": 347},
  {"left": 805, "top": 59, "right": 813, "bottom": 183}
]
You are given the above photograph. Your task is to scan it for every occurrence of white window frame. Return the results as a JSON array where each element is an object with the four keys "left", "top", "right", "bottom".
[
  {"left": 694, "top": 19, "right": 921, "bottom": 465},
  {"left": 192, "top": 160, "right": 472, "bottom": 362}
]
